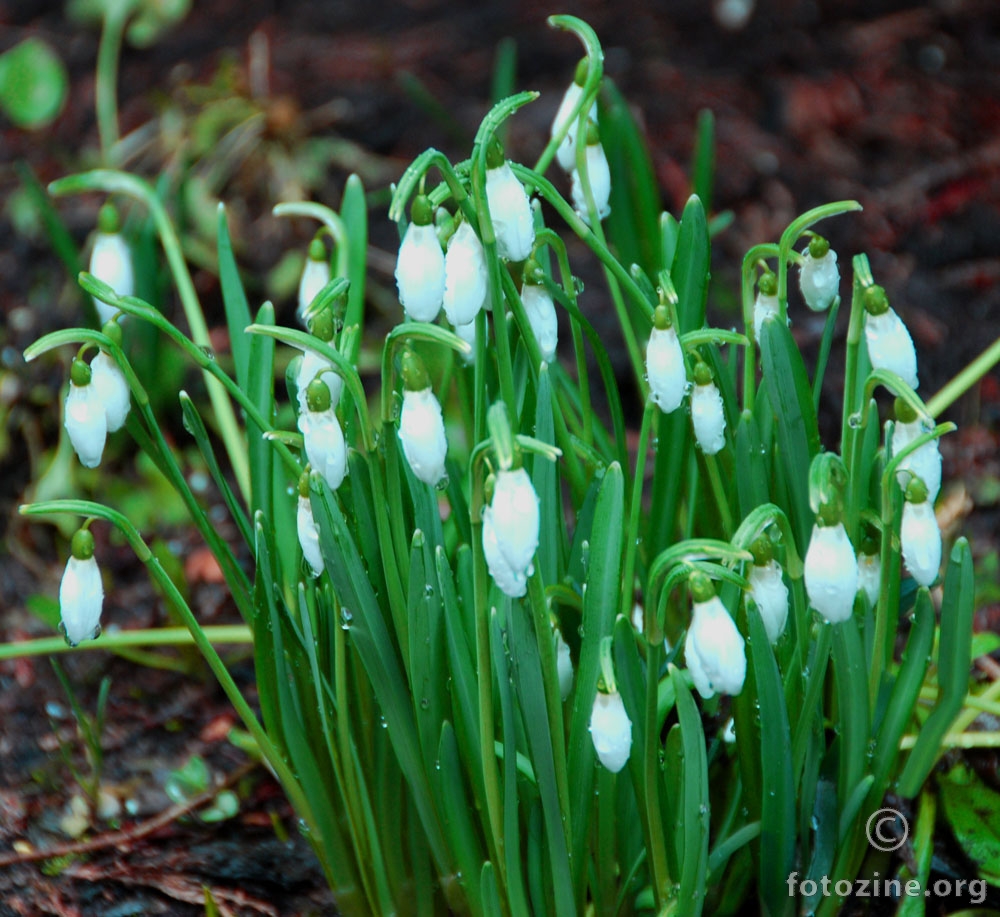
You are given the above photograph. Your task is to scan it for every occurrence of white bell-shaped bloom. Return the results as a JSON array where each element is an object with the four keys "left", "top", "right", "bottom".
[
  {"left": 798, "top": 246, "right": 839, "bottom": 312},
  {"left": 60, "top": 555, "right": 104, "bottom": 646},
  {"left": 901, "top": 499, "right": 941, "bottom": 587},
  {"left": 858, "top": 552, "right": 881, "bottom": 606},
  {"left": 685, "top": 594, "right": 746, "bottom": 699},
  {"left": 299, "top": 406, "right": 348, "bottom": 491},
  {"left": 691, "top": 381, "right": 726, "bottom": 455},
  {"left": 865, "top": 308, "right": 918, "bottom": 390},
  {"left": 297, "top": 495, "right": 324, "bottom": 578},
  {"left": 522, "top": 282, "right": 558, "bottom": 363},
  {"left": 552, "top": 82, "right": 598, "bottom": 172},
  {"left": 804, "top": 522, "right": 859, "bottom": 624},
  {"left": 296, "top": 350, "right": 343, "bottom": 414},
  {"left": 556, "top": 628, "right": 574, "bottom": 701},
  {"left": 443, "top": 221, "right": 488, "bottom": 326},
  {"left": 399, "top": 387, "right": 448, "bottom": 486},
  {"left": 65, "top": 380, "right": 108, "bottom": 469},
  {"left": 482, "top": 467, "right": 539, "bottom": 598},
  {"left": 395, "top": 222, "right": 445, "bottom": 322},
  {"left": 747, "top": 559, "right": 789, "bottom": 644},
  {"left": 486, "top": 162, "right": 534, "bottom": 262},
  {"left": 753, "top": 290, "right": 781, "bottom": 341},
  {"left": 89, "top": 350, "right": 130, "bottom": 432},
  {"left": 589, "top": 689, "right": 632, "bottom": 773},
  {"left": 570, "top": 141, "right": 611, "bottom": 225},
  {"left": 89, "top": 232, "right": 134, "bottom": 324},
  {"left": 646, "top": 325, "right": 686, "bottom": 413},
  {"left": 891, "top": 418, "right": 941, "bottom": 501},
  {"left": 297, "top": 255, "right": 331, "bottom": 326}
]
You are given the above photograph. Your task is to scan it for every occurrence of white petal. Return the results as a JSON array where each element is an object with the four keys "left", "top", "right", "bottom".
[
  {"left": 804, "top": 523, "right": 859, "bottom": 623},
  {"left": 395, "top": 223, "right": 445, "bottom": 322},
  {"left": 753, "top": 291, "right": 780, "bottom": 341},
  {"left": 646, "top": 326, "right": 687, "bottom": 413},
  {"left": 490, "top": 468, "right": 540, "bottom": 577},
  {"left": 691, "top": 382, "right": 726, "bottom": 454},
  {"left": 399, "top": 388, "right": 448, "bottom": 486},
  {"left": 556, "top": 629, "right": 574, "bottom": 701},
  {"left": 297, "top": 495, "right": 324, "bottom": 577},
  {"left": 891, "top": 419, "right": 941, "bottom": 501},
  {"left": 901, "top": 501, "right": 941, "bottom": 587},
  {"left": 297, "top": 257, "right": 331, "bottom": 325},
  {"left": 296, "top": 350, "right": 343, "bottom": 413},
  {"left": 553, "top": 85, "right": 597, "bottom": 172},
  {"left": 299, "top": 407, "right": 348, "bottom": 491},
  {"left": 589, "top": 690, "right": 632, "bottom": 773},
  {"left": 485, "top": 163, "right": 534, "bottom": 262},
  {"left": 521, "top": 283, "right": 558, "bottom": 363},
  {"left": 59, "top": 555, "right": 104, "bottom": 646},
  {"left": 798, "top": 248, "right": 839, "bottom": 312},
  {"left": 865, "top": 308, "right": 918, "bottom": 390},
  {"left": 858, "top": 553, "right": 881, "bottom": 606},
  {"left": 89, "top": 233, "right": 134, "bottom": 324},
  {"left": 90, "top": 350, "right": 131, "bottom": 432},
  {"left": 443, "top": 221, "right": 488, "bottom": 326},
  {"left": 65, "top": 382, "right": 108, "bottom": 468},
  {"left": 570, "top": 143, "right": 611, "bottom": 225},
  {"left": 747, "top": 560, "right": 789, "bottom": 644},
  {"left": 453, "top": 318, "right": 478, "bottom": 364},
  {"left": 482, "top": 505, "right": 527, "bottom": 597},
  {"left": 685, "top": 596, "right": 746, "bottom": 699}
]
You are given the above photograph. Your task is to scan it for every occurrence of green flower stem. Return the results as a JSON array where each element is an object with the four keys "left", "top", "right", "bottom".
[
  {"left": 96, "top": 0, "right": 136, "bottom": 162},
  {"left": 49, "top": 170, "right": 251, "bottom": 500},
  {"left": 702, "top": 453, "right": 734, "bottom": 539},
  {"left": 870, "top": 477, "right": 904, "bottom": 703},
  {"left": 839, "top": 255, "right": 874, "bottom": 509},
  {"left": 18, "top": 500, "right": 319, "bottom": 844},
  {"left": 643, "top": 638, "right": 672, "bottom": 902},
  {"left": 789, "top": 623, "right": 832, "bottom": 790},
  {"left": 925, "top": 333, "right": 1000, "bottom": 418},
  {"left": 621, "top": 401, "right": 656, "bottom": 620},
  {"left": 272, "top": 201, "right": 351, "bottom": 283},
  {"left": 0, "top": 626, "right": 251, "bottom": 661}
]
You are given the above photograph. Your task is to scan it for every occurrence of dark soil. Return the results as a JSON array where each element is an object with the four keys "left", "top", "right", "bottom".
[{"left": 2, "top": 1, "right": 999, "bottom": 914}]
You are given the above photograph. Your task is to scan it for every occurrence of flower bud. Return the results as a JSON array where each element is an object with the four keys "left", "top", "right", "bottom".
[
  {"left": 298, "top": 399, "right": 348, "bottom": 491},
  {"left": 690, "top": 364, "right": 726, "bottom": 455},
  {"left": 589, "top": 689, "right": 632, "bottom": 773},
  {"left": 298, "top": 237, "right": 331, "bottom": 326},
  {"left": 804, "top": 520, "right": 859, "bottom": 623},
  {"left": 570, "top": 125, "right": 611, "bottom": 225},
  {"left": 646, "top": 312, "right": 686, "bottom": 413},
  {"left": 399, "top": 387, "right": 448, "bottom": 486},
  {"left": 395, "top": 196, "right": 445, "bottom": 322},
  {"left": 485, "top": 151, "right": 534, "bottom": 263},
  {"left": 89, "top": 204, "right": 134, "bottom": 325},
  {"left": 482, "top": 467, "right": 539, "bottom": 598},
  {"left": 65, "top": 360, "right": 108, "bottom": 468},
  {"left": 863, "top": 285, "right": 918, "bottom": 390},
  {"left": 747, "top": 558, "right": 789, "bottom": 644},
  {"left": 901, "top": 481, "right": 941, "bottom": 587},
  {"left": 443, "top": 220, "right": 489, "bottom": 327},
  {"left": 891, "top": 402, "right": 941, "bottom": 501},
  {"left": 753, "top": 270, "right": 780, "bottom": 341},
  {"left": 521, "top": 279, "right": 558, "bottom": 363},
  {"left": 297, "top": 491, "right": 324, "bottom": 578},
  {"left": 59, "top": 529, "right": 104, "bottom": 646},
  {"left": 685, "top": 580, "right": 746, "bottom": 699},
  {"left": 798, "top": 236, "right": 839, "bottom": 312},
  {"left": 90, "top": 350, "right": 131, "bottom": 432},
  {"left": 453, "top": 318, "right": 478, "bottom": 364},
  {"left": 552, "top": 62, "right": 598, "bottom": 173}
]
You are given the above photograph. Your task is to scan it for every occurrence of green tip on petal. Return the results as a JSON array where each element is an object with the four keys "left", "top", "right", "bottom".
[
  {"left": 70, "top": 358, "right": 92, "bottom": 387},
  {"left": 410, "top": 194, "right": 434, "bottom": 227},
  {"left": 485, "top": 136, "right": 505, "bottom": 170},
  {"left": 70, "top": 527, "right": 95, "bottom": 560},
  {"left": 807, "top": 235, "right": 830, "bottom": 259},
  {"left": 97, "top": 202, "right": 120, "bottom": 234},
  {"left": 101, "top": 319, "right": 123, "bottom": 348},
  {"left": 692, "top": 361, "right": 713, "bottom": 386},
  {"left": 298, "top": 471, "right": 311, "bottom": 498},
  {"left": 816, "top": 501, "right": 842, "bottom": 527},
  {"left": 400, "top": 349, "right": 430, "bottom": 392},
  {"left": 573, "top": 57, "right": 589, "bottom": 86},
  {"left": 309, "top": 307, "right": 335, "bottom": 343},
  {"left": 305, "top": 378, "right": 332, "bottom": 413},
  {"left": 750, "top": 536, "right": 774, "bottom": 566},
  {"left": 689, "top": 570, "right": 715, "bottom": 603},
  {"left": 893, "top": 396, "right": 919, "bottom": 424},
  {"left": 863, "top": 284, "right": 889, "bottom": 316},
  {"left": 653, "top": 304, "right": 672, "bottom": 331},
  {"left": 307, "top": 236, "right": 327, "bottom": 262},
  {"left": 905, "top": 477, "right": 929, "bottom": 504},
  {"left": 758, "top": 270, "right": 777, "bottom": 296}
]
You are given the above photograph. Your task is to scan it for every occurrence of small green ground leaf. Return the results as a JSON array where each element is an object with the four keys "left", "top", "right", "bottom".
[{"left": 939, "top": 765, "right": 1000, "bottom": 886}]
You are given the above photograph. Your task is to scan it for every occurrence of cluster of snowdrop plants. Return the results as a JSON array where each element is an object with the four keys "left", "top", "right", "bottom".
[{"left": 16, "top": 15, "right": 987, "bottom": 917}]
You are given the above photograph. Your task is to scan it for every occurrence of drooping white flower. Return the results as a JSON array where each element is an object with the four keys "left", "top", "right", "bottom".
[
  {"left": 685, "top": 591, "right": 746, "bottom": 699},
  {"left": 747, "top": 559, "right": 789, "bottom": 644},
  {"left": 589, "top": 689, "right": 632, "bottom": 773},
  {"left": 399, "top": 387, "right": 448, "bottom": 486},
  {"left": 556, "top": 628, "right": 574, "bottom": 701},
  {"left": 798, "top": 238, "right": 839, "bottom": 312},
  {"left": 485, "top": 161, "right": 534, "bottom": 262},
  {"left": 570, "top": 136, "right": 611, "bottom": 225},
  {"left": 443, "top": 220, "right": 488, "bottom": 327},
  {"left": 297, "top": 494, "right": 324, "bottom": 578},
  {"left": 858, "top": 552, "right": 881, "bottom": 606},
  {"left": 863, "top": 285, "right": 918, "bottom": 390},
  {"left": 691, "top": 368, "right": 726, "bottom": 455},
  {"left": 89, "top": 350, "right": 130, "bottom": 432},
  {"left": 482, "top": 467, "right": 539, "bottom": 598},
  {"left": 64, "top": 360, "right": 107, "bottom": 469},
  {"left": 297, "top": 239, "right": 331, "bottom": 326},
  {"left": 59, "top": 530, "right": 103, "bottom": 647},
  {"left": 646, "top": 319, "right": 687, "bottom": 414},
  {"left": 901, "top": 494, "right": 941, "bottom": 587},
  {"left": 395, "top": 196, "right": 445, "bottom": 322},
  {"left": 891, "top": 416, "right": 941, "bottom": 501},
  {"left": 298, "top": 381, "right": 348, "bottom": 491},
  {"left": 521, "top": 281, "right": 558, "bottom": 363},
  {"left": 552, "top": 69, "right": 598, "bottom": 172},
  {"left": 804, "top": 521, "right": 859, "bottom": 624},
  {"left": 89, "top": 206, "right": 134, "bottom": 325}
]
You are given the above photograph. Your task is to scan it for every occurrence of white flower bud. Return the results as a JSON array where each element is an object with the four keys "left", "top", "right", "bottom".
[
  {"left": 65, "top": 380, "right": 108, "bottom": 468},
  {"left": 299, "top": 406, "right": 348, "bottom": 491},
  {"left": 798, "top": 246, "right": 839, "bottom": 312},
  {"left": 747, "top": 559, "right": 789, "bottom": 644},
  {"left": 858, "top": 552, "right": 881, "bottom": 607},
  {"left": 685, "top": 594, "right": 746, "bottom": 699},
  {"left": 296, "top": 350, "right": 343, "bottom": 414},
  {"left": 90, "top": 350, "right": 130, "bottom": 432},
  {"left": 865, "top": 308, "right": 918, "bottom": 390},
  {"left": 89, "top": 232, "right": 134, "bottom": 324},
  {"left": 570, "top": 141, "right": 611, "bottom": 225},
  {"left": 443, "top": 221, "right": 488, "bottom": 327},
  {"left": 753, "top": 290, "right": 781, "bottom": 341},
  {"left": 589, "top": 689, "right": 632, "bottom": 773},
  {"left": 804, "top": 522, "right": 859, "bottom": 624},
  {"left": 297, "top": 256, "right": 331, "bottom": 326},
  {"left": 453, "top": 318, "right": 478, "bottom": 364},
  {"left": 556, "top": 628, "right": 573, "bottom": 701},
  {"left": 60, "top": 555, "right": 103, "bottom": 646},
  {"left": 646, "top": 325, "right": 686, "bottom": 413},
  {"left": 395, "top": 222, "right": 445, "bottom": 322},
  {"left": 552, "top": 82, "right": 597, "bottom": 173},
  {"left": 297, "top": 495, "right": 324, "bottom": 577},
  {"left": 399, "top": 387, "right": 448, "bottom": 486},
  {"left": 691, "top": 381, "right": 726, "bottom": 455},
  {"left": 482, "top": 467, "right": 539, "bottom": 598},
  {"left": 486, "top": 162, "right": 534, "bottom": 263},
  {"left": 891, "top": 419, "right": 941, "bottom": 502},
  {"left": 521, "top": 282, "right": 558, "bottom": 363},
  {"left": 901, "top": 499, "right": 941, "bottom": 587}
]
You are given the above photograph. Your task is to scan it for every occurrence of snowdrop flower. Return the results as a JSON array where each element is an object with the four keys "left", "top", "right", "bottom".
[
  {"left": 690, "top": 363, "right": 726, "bottom": 455},
  {"left": 89, "top": 347, "right": 130, "bottom": 433},
  {"left": 798, "top": 235, "right": 839, "bottom": 312},
  {"left": 443, "top": 220, "right": 488, "bottom": 326},
  {"left": 293, "top": 309, "right": 343, "bottom": 413},
  {"left": 521, "top": 271, "right": 558, "bottom": 363},
  {"left": 891, "top": 398, "right": 941, "bottom": 502},
  {"left": 395, "top": 195, "right": 445, "bottom": 322},
  {"left": 552, "top": 59, "right": 597, "bottom": 173},
  {"left": 485, "top": 140, "right": 534, "bottom": 262},
  {"left": 59, "top": 528, "right": 103, "bottom": 646},
  {"left": 298, "top": 379, "right": 348, "bottom": 491},
  {"left": 646, "top": 306, "right": 687, "bottom": 413},
  {"left": 397, "top": 351, "right": 447, "bottom": 487},
  {"left": 685, "top": 572, "right": 746, "bottom": 699},
  {"left": 863, "top": 285, "right": 918, "bottom": 390},
  {"left": 858, "top": 552, "right": 881, "bottom": 607},
  {"left": 89, "top": 203, "right": 133, "bottom": 324},
  {"left": 298, "top": 236, "right": 331, "bottom": 326},
  {"left": 753, "top": 270, "right": 780, "bottom": 341},
  {"left": 482, "top": 467, "right": 539, "bottom": 598},
  {"left": 590, "top": 689, "right": 632, "bottom": 773},
  {"left": 556, "top": 628, "right": 574, "bottom": 701},
  {"left": 804, "top": 515, "right": 859, "bottom": 624},
  {"left": 901, "top": 479, "right": 941, "bottom": 587},
  {"left": 64, "top": 359, "right": 108, "bottom": 469},
  {"left": 570, "top": 122, "right": 611, "bottom": 225},
  {"left": 746, "top": 540, "right": 789, "bottom": 644},
  {"left": 296, "top": 476, "right": 324, "bottom": 578}
]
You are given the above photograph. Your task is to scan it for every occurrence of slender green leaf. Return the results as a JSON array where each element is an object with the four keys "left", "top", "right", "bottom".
[
  {"left": 671, "top": 194, "right": 710, "bottom": 333},
  {"left": 217, "top": 204, "right": 252, "bottom": 392}
]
